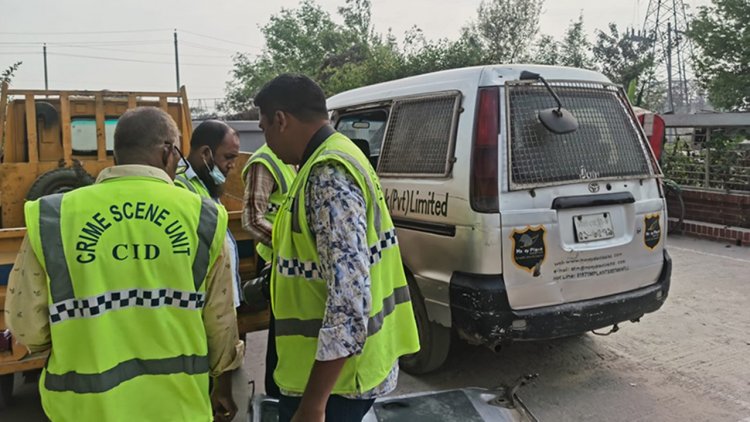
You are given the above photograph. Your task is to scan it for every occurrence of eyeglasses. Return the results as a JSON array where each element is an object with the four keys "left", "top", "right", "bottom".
[{"left": 169, "top": 144, "right": 189, "bottom": 175}]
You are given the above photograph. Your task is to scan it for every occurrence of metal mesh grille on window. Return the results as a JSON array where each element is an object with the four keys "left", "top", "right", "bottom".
[
  {"left": 378, "top": 95, "right": 457, "bottom": 175},
  {"left": 508, "top": 82, "right": 651, "bottom": 189}
]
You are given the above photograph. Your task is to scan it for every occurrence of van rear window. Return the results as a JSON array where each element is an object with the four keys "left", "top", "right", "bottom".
[{"left": 507, "top": 82, "right": 652, "bottom": 189}]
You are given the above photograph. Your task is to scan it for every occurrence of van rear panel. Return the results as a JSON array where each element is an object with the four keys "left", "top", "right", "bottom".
[{"left": 497, "top": 80, "right": 666, "bottom": 311}]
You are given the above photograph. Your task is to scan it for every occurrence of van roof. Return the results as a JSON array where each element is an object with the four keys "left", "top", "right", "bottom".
[{"left": 327, "top": 64, "right": 612, "bottom": 110}]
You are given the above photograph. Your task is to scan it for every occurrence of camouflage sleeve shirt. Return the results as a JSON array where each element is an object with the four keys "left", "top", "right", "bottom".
[{"left": 304, "top": 161, "right": 398, "bottom": 399}]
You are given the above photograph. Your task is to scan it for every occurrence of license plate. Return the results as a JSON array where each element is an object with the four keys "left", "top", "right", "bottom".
[{"left": 574, "top": 212, "right": 615, "bottom": 242}]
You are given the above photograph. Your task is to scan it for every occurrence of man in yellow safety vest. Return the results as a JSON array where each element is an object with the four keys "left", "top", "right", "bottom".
[
  {"left": 6, "top": 107, "right": 243, "bottom": 422},
  {"left": 254, "top": 74, "right": 420, "bottom": 422}
]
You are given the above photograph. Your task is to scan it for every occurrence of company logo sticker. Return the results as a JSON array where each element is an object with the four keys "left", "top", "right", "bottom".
[
  {"left": 511, "top": 225, "right": 546, "bottom": 277},
  {"left": 644, "top": 213, "right": 662, "bottom": 250}
]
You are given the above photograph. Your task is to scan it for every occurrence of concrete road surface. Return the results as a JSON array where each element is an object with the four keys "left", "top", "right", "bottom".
[{"left": 2, "top": 235, "right": 748, "bottom": 421}]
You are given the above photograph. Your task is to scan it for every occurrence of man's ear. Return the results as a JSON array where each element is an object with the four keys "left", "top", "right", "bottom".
[
  {"left": 198, "top": 145, "right": 212, "bottom": 160},
  {"left": 275, "top": 111, "right": 288, "bottom": 133},
  {"left": 162, "top": 145, "right": 171, "bottom": 168}
]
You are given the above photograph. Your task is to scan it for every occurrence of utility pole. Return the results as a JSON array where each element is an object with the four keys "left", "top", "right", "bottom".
[
  {"left": 173, "top": 29, "right": 181, "bottom": 91},
  {"left": 666, "top": 22, "right": 674, "bottom": 112},
  {"left": 43, "top": 43, "right": 49, "bottom": 90}
]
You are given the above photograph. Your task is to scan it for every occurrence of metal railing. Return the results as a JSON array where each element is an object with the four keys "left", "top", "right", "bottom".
[{"left": 662, "top": 136, "right": 750, "bottom": 192}]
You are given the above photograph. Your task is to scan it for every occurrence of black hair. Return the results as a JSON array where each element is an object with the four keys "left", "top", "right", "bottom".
[
  {"left": 114, "top": 107, "right": 179, "bottom": 163},
  {"left": 190, "top": 120, "right": 235, "bottom": 151},
  {"left": 253, "top": 74, "right": 328, "bottom": 123}
]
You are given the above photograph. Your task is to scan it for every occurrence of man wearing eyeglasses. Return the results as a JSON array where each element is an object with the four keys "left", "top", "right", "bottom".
[
  {"left": 5, "top": 107, "right": 243, "bottom": 422},
  {"left": 174, "top": 120, "right": 243, "bottom": 312}
]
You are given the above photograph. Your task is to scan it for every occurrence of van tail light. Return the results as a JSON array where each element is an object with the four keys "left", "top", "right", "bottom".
[{"left": 470, "top": 87, "right": 500, "bottom": 213}]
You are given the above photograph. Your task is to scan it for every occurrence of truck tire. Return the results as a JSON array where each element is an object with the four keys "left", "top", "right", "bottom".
[
  {"left": 0, "top": 374, "right": 13, "bottom": 409},
  {"left": 399, "top": 274, "right": 451, "bottom": 375},
  {"left": 26, "top": 167, "right": 95, "bottom": 200}
]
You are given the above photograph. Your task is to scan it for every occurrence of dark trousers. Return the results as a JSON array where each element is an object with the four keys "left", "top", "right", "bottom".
[
  {"left": 258, "top": 257, "right": 281, "bottom": 399},
  {"left": 278, "top": 394, "right": 375, "bottom": 422}
]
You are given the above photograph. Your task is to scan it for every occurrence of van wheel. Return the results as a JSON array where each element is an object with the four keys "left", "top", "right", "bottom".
[
  {"left": 399, "top": 275, "right": 451, "bottom": 375},
  {"left": 0, "top": 374, "right": 14, "bottom": 409},
  {"left": 26, "top": 167, "right": 95, "bottom": 200}
]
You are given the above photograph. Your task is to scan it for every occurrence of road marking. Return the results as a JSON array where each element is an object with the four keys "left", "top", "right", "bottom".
[{"left": 670, "top": 245, "right": 750, "bottom": 265}]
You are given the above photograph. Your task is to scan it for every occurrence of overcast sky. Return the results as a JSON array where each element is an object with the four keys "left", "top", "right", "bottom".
[{"left": 0, "top": 0, "right": 709, "bottom": 105}]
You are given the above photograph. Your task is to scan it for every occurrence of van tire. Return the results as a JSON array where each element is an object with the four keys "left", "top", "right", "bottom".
[
  {"left": 399, "top": 274, "right": 451, "bottom": 375},
  {"left": 26, "top": 167, "right": 95, "bottom": 200}
]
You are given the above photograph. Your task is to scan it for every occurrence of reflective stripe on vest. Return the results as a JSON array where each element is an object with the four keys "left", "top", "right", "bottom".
[
  {"left": 249, "top": 152, "right": 290, "bottom": 193},
  {"left": 44, "top": 354, "right": 208, "bottom": 394},
  {"left": 39, "top": 194, "right": 218, "bottom": 318},
  {"left": 276, "top": 227, "right": 398, "bottom": 280},
  {"left": 275, "top": 284, "right": 411, "bottom": 338},
  {"left": 175, "top": 175, "right": 198, "bottom": 194},
  {"left": 39, "top": 194, "right": 74, "bottom": 302},
  {"left": 243, "top": 145, "right": 296, "bottom": 262}
]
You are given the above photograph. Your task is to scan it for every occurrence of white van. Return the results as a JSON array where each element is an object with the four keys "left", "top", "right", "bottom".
[{"left": 327, "top": 65, "right": 672, "bottom": 374}]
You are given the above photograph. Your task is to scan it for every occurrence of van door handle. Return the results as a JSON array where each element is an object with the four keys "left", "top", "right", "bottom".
[{"left": 551, "top": 192, "right": 635, "bottom": 210}]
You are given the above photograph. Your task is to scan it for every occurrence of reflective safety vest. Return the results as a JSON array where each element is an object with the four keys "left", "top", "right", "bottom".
[
  {"left": 241, "top": 144, "right": 296, "bottom": 262},
  {"left": 175, "top": 173, "right": 210, "bottom": 198},
  {"left": 24, "top": 174, "right": 227, "bottom": 422},
  {"left": 271, "top": 132, "right": 420, "bottom": 395}
]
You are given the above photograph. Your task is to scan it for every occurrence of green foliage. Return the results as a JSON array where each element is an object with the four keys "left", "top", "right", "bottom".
[
  {"left": 592, "top": 24, "right": 658, "bottom": 108},
  {"left": 687, "top": 0, "right": 750, "bottom": 111},
  {"left": 222, "top": 0, "right": 492, "bottom": 111},
  {"left": 533, "top": 35, "right": 561, "bottom": 65},
  {"left": 560, "top": 14, "right": 593, "bottom": 69},
  {"left": 662, "top": 132, "right": 750, "bottom": 191},
  {"left": 463, "top": 0, "right": 544, "bottom": 63},
  {"left": 222, "top": 0, "right": 360, "bottom": 111},
  {"left": 626, "top": 78, "right": 638, "bottom": 103},
  {"left": 1, "top": 61, "right": 22, "bottom": 84},
  {"left": 532, "top": 14, "right": 592, "bottom": 69},
  {"left": 221, "top": 0, "right": 670, "bottom": 111}
]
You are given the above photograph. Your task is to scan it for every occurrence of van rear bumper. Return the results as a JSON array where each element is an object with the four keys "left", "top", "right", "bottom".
[{"left": 449, "top": 250, "right": 672, "bottom": 346}]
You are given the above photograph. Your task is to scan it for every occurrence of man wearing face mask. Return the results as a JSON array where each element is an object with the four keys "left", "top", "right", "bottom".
[{"left": 175, "top": 120, "right": 243, "bottom": 309}]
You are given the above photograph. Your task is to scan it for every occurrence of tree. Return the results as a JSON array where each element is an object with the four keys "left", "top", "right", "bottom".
[
  {"left": 223, "top": 0, "right": 356, "bottom": 111},
  {"left": 688, "top": 0, "right": 750, "bottom": 111},
  {"left": 532, "top": 14, "right": 592, "bottom": 68},
  {"left": 560, "top": 14, "right": 593, "bottom": 68},
  {"left": 223, "top": 0, "right": 545, "bottom": 109},
  {"left": 533, "top": 35, "right": 561, "bottom": 65},
  {"left": 463, "top": 0, "right": 544, "bottom": 63},
  {"left": 593, "top": 24, "right": 658, "bottom": 107},
  {"left": 1, "top": 61, "right": 22, "bottom": 84}
]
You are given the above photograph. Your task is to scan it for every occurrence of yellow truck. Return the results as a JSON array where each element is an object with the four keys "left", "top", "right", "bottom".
[{"left": 0, "top": 82, "right": 265, "bottom": 406}]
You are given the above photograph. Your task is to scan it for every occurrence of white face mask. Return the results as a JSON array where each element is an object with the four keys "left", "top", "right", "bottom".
[{"left": 204, "top": 150, "right": 226, "bottom": 186}]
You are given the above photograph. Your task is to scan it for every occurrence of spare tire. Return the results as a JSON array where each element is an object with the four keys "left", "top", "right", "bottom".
[{"left": 26, "top": 167, "right": 95, "bottom": 200}]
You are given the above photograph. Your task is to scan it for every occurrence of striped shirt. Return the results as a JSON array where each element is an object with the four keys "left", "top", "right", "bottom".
[{"left": 241, "top": 162, "right": 276, "bottom": 250}]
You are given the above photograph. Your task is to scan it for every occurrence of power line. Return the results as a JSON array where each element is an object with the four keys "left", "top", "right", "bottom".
[
  {"left": 0, "top": 40, "right": 170, "bottom": 46},
  {"left": 179, "top": 30, "right": 263, "bottom": 49},
  {"left": 0, "top": 29, "right": 171, "bottom": 35},
  {"left": 51, "top": 43, "right": 232, "bottom": 59},
  {"left": 46, "top": 51, "right": 229, "bottom": 67},
  {"left": 181, "top": 40, "right": 244, "bottom": 54}
]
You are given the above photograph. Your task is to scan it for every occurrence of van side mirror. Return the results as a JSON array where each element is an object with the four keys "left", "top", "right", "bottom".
[{"left": 519, "top": 70, "right": 579, "bottom": 135}]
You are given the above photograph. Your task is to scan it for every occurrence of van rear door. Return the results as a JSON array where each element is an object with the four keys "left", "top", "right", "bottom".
[{"left": 496, "top": 81, "right": 665, "bottom": 311}]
